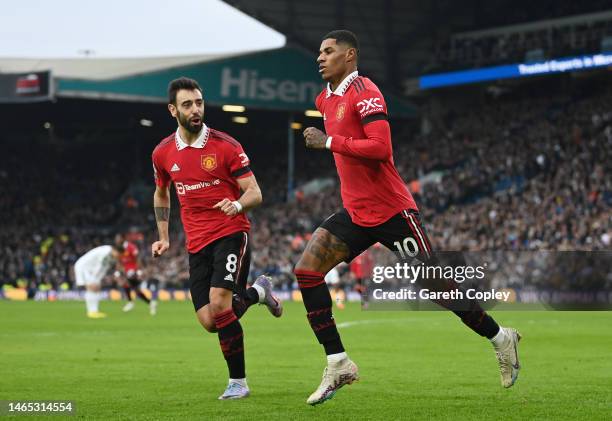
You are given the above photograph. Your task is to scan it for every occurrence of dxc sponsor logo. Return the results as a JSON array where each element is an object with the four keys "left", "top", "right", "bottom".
[{"left": 357, "top": 97, "right": 383, "bottom": 114}]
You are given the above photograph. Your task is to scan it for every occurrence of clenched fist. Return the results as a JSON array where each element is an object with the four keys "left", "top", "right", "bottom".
[
  {"left": 303, "top": 127, "right": 328, "bottom": 149},
  {"left": 151, "top": 240, "right": 169, "bottom": 258},
  {"left": 214, "top": 198, "right": 241, "bottom": 216}
]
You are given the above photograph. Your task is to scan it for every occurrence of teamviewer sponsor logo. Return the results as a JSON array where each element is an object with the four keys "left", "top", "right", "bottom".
[{"left": 175, "top": 179, "right": 221, "bottom": 195}]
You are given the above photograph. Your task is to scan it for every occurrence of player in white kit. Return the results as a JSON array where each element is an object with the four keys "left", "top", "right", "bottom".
[
  {"left": 74, "top": 245, "right": 119, "bottom": 318},
  {"left": 325, "top": 265, "right": 346, "bottom": 309}
]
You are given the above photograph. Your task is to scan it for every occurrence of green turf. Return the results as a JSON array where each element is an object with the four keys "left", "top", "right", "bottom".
[{"left": 1, "top": 300, "right": 611, "bottom": 420}]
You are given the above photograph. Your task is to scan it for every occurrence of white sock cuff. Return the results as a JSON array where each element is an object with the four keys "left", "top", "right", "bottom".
[
  {"left": 229, "top": 378, "right": 247, "bottom": 387},
  {"left": 327, "top": 352, "right": 348, "bottom": 365},
  {"left": 490, "top": 327, "right": 507, "bottom": 347},
  {"left": 252, "top": 283, "right": 265, "bottom": 303}
]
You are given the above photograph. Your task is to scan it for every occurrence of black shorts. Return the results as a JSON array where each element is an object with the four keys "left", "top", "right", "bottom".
[
  {"left": 188, "top": 231, "right": 251, "bottom": 312},
  {"left": 126, "top": 269, "right": 140, "bottom": 284},
  {"left": 320, "top": 209, "right": 434, "bottom": 263}
]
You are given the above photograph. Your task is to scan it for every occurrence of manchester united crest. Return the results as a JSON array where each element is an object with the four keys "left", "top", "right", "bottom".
[
  {"left": 201, "top": 154, "right": 217, "bottom": 171},
  {"left": 336, "top": 103, "right": 346, "bottom": 121}
]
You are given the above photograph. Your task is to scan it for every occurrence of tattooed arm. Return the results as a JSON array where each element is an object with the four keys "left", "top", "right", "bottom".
[{"left": 151, "top": 185, "right": 171, "bottom": 257}]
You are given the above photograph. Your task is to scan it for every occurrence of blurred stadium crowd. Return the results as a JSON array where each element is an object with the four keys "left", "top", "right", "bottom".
[
  {"left": 429, "top": 8, "right": 612, "bottom": 73},
  {"left": 1, "top": 78, "right": 610, "bottom": 294}
]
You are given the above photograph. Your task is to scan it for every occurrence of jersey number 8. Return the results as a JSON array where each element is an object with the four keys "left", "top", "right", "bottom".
[{"left": 226, "top": 254, "right": 238, "bottom": 273}]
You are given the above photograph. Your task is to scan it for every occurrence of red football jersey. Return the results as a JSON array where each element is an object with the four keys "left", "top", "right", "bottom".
[
  {"left": 152, "top": 125, "right": 252, "bottom": 253},
  {"left": 120, "top": 241, "right": 139, "bottom": 271},
  {"left": 315, "top": 71, "right": 417, "bottom": 226}
]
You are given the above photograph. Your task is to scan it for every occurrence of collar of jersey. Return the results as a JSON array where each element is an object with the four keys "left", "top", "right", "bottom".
[
  {"left": 175, "top": 124, "right": 210, "bottom": 150},
  {"left": 326, "top": 70, "right": 359, "bottom": 98}
]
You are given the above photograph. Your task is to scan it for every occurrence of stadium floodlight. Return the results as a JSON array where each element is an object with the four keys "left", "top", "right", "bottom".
[
  {"left": 140, "top": 119, "right": 154, "bottom": 127},
  {"left": 305, "top": 110, "right": 322, "bottom": 117},
  {"left": 222, "top": 105, "right": 246, "bottom": 112},
  {"left": 232, "top": 116, "right": 248, "bottom": 124},
  {"left": 291, "top": 122, "right": 303, "bottom": 130}
]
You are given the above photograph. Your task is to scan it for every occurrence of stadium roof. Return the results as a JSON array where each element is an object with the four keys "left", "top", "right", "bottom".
[
  {"left": 221, "top": 0, "right": 612, "bottom": 87},
  {"left": 0, "top": 52, "right": 244, "bottom": 80},
  {"left": 222, "top": 0, "right": 439, "bottom": 90}
]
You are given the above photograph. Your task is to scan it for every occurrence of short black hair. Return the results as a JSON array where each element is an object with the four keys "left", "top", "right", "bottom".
[
  {"left": 322, "top": 30, "right": 359, "bottom": 56},
  {"left": 168, "top": 77, "right": 202, "bottom": 105}
]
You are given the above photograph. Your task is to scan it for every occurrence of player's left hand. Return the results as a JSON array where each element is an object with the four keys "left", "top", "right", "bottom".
[
  {"left": 213, "top": 198, "right": 240, "bottom": 216},
  {"left": 303, "top": 127, "right": 328, "bottom": 149}
]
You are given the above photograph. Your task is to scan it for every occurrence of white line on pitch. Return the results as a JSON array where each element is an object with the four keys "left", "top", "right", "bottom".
[{"left": 337, "top": 318, "right": 410, "bottom": 329}]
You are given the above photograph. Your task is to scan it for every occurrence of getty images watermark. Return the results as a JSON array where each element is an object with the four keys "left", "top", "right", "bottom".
[
  {"left": 370, "top": 262, "right": 510, "bottom": 303},
  {"left": 362, "top": 251, "right": 612, "bottom": 311}
]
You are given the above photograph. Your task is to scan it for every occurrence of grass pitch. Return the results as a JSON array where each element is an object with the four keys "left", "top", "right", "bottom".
[{"left": 1, "top": 300, "right": 611, "bottom": 420}]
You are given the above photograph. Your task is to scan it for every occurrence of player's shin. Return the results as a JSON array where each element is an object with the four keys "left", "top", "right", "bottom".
[
  {"left": 123, "top": 285, "right": 133, "bottom": 301},
  {"left": 427, "top": 278, "right": 500, "bottom": 338},
  {"left": 454, "top": 308, "right": 500, "bottom": 339},
  {"left": 214, "top": 309, "right": 246, "bottom": 379},
  {"left": 419, "top": 256, "right": 501, "bottom": 339},
  {"left": 84, "top": 290, "right": 99, "bottom": 313},
  {"left": 295, "top": 270, "right": 345, "bottom": 355},
  {"left": 135, "top": 289, "right": 151, "bottom": 304}
]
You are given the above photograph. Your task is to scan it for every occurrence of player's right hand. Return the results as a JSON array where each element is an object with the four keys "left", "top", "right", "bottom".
[
  {"left": 303, "top": 127, "right": 327, "bottom": 149},
  {"left": 151, "top": 240, "right": 169, "bottom": 258}
]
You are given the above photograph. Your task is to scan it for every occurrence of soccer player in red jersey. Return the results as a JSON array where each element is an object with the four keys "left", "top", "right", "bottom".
[
  {"left": 151, "top": 77, "right": 282, "bottom": 400},
  {"left": 297, "top": 30, "right": 522, "bottom": 405},
  {"left": 350, "top": 249, "right": 373, "bottom": 308},
  {"left": 113, "top": 234, "right": 156, "bottom": 315}
]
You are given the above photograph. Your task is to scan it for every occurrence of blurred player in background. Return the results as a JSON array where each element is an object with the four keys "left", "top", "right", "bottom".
[
  {"left": 74, "top": 244, "right": 120, "bottom": 318},
  {"left": 297, "top": 30, "right": 522, "bottom": 405},
  {"left": 350, "top": 249, "right": 373, "bottom": 309},
  {"left": 151, "top": 77, "right": 282, "bottom": 400},
  {"left": 114, "top": 234, "right": 157, "bottom": 315},
  {"left": 324, "top": 264, "right": 345, "bottom": 309}
]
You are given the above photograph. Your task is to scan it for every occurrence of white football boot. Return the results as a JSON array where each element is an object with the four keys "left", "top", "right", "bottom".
[
  {"left": 494, "top": 327, "right": 522, "bottom": 388},
  {"left": 306, "top": 358, "right": 359, "bottom": 405},
  {"left": 253, "top": 275, "right": 283, "bottom": 317},
  {"left": 218, "top": 381, "right": 250, "bottom": 400}
]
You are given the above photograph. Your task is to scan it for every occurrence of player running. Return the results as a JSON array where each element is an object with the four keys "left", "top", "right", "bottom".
[
  {"left": 297, "top": 30, "right": 521, "bottom": 405},
  {"left": 74, "top": 244, "right": 120, "bottom": 318},
  {"left": 151, "top": 77, "right": 282, "bottom": 400},
  {"left": 114, "top": 234, "right": 157, "bottom": 315}
]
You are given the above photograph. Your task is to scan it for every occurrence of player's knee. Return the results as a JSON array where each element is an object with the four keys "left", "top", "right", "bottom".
[
  {"left": 200, "top": 318, "right": 217, "bottom": 333},
  {"left": 293, "top": 256, "right": 332, "bottom": 276},
  {"left": 196, "top": 308, "right": 217, "bottom": 333},
  {"left": 209, "top": 291, "right": 232, "bottom": 316},
  {"left": 294, "top": 259, "right": 313, "bottom": 273},
  {"left": 295, "top": 228, "right": 349, "bottom": 274}
]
